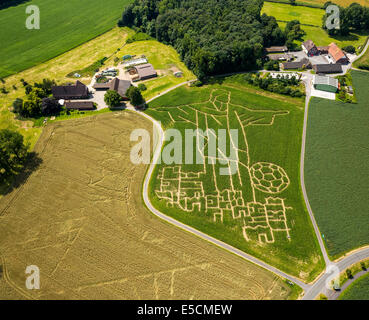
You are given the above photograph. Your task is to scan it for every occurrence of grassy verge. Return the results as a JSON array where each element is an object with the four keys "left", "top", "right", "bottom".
[{"left": 339, "top": 273, "right": 369, "bottom": 300}]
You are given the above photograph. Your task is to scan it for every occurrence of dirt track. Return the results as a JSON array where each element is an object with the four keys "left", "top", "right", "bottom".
[{"left": 0, "top": 112, "right": 293, "bottom": 300}]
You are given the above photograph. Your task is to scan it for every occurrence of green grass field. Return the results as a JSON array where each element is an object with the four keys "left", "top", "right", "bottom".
[
  {"left": 262, "top": 2, "right": 323, "bottom": 26},
  {"left": 145, "top": 76, "right": 324, "bottom": 281},
  {"left": 339, "top": 273, "right": 369, "bottom": 300},
  {"left": 0, "top": 0, "right": 132, "bottom": 78},
  {"left": 304, "top": 70, "right": 369, "bottom": 258},
  {"left": 263, "top": 2, "right": 369, "bottom": 50}
]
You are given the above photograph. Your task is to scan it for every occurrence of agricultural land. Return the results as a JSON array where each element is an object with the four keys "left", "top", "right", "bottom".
[
  {"left": 266, "top": 0, "right": 369, "bottom": 8},
  {"left": 339, "top": 273, "right": 369, "bottom": 300},
  {"left": 0, "top": 0, "right": 132, "bottom": 78},
  {"left": 145, "top": 76, "right": 324, "bottom": 282},
  {"left": 262, "top": 2, "right": 369, "bottom": 50},
  {"left": 304, "top": 70, "right": 369, "bottom": 258},
  {"left": 0, "top": 111, "right": 298, "bottom": 300},
  {"left": 0, "top": 27, "right": 194, "bottom": 150}
]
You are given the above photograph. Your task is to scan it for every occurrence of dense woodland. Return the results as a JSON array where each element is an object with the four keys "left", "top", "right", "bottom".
[
  {"left": 323, "top": 2, "right": 369, "bottom": 36},
  {"left": 119, "top": 0, "right": 286, "bottom": 79}
]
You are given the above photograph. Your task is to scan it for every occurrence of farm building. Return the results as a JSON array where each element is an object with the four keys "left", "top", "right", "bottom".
[
  {"left": 265, "top": 46, "right": 288, "bottom": 53},
  {"left": 302, "top": 40, "right": 319, "bottom": 57},
  {"left": 64, "top": 101, "right": 95, "bottom": 111},
  {"left": 282, "top": 58, "right": 311, "bottom": 70},
  {"left": 318, "top": 46, "right": 329, "bottom": 54},
  {"left": 313, "top": 64, "right": 343, "bottom": 74},
  {"left": 93, "top": 78, "right": 132, "bottom": 99},
  {"left": 328, "top": 43, "right": 349, "bottom": 64},
  {"left": 122, "top": 57, "right": 148, "bottom": 68},
  {"left": 52, "top": 81, "right": 89, "bottom": 99},
  {"left": 267, "top": 54, "right": 294, "bottom": 61},
  {"left": 131, "top": 63, "right": 157, "bottom": 81},
  {"left": 313, "top": 75, "right": 339, "bottom": 93}
]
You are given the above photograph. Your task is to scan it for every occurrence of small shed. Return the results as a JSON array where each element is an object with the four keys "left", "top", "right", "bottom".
[{"left": 170, "top": 66, "right": 183, "bottom": 77}]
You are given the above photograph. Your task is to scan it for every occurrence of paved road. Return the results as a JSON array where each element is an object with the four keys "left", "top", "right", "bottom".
[
  {"left": 299, "top": 74, "right": 331, "bottom": 266},
  {"left": 127, "top": 57, "right": 369, "bottom": 299}
]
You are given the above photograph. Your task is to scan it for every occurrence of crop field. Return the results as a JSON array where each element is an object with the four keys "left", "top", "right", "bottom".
[
  {"left": 0, "top": 111, "right": 298, "bottom": 300},
  {"left": 266, "top": 0, "right": 369, "bottom": 7},
  {"left": 304, "top": 71, "right": 369, "bottom": 258},
  {"left": 339, "top": 273, "right": 369, "bottom": 300},
  {"left": 263, "top": 3, "right": 369, "bottom": 49},
  {"left": 145, "top": 77, "right": 324, "bottom": 281},
  {"left": 0, "top": 0, "right": 132, "bottom": 78}
]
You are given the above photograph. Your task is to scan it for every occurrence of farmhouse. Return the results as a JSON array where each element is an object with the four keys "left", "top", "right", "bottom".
[
  {"left": 64, "top": 101, "right": 95, "bottom": 111},
  {"left": 132, "top": 63, "right": 157, "bottom": 81},
  {"left": 52, "top": 81, "right": 89, "bottom": 99},
  {"left": 265, "top": 46, "right": 288, "bottom": 53},
  {"left": 313, "top": 64, "right": 343, "bottom": 74},
  {"left": 93, "top": 78, "right": 132, "bottom": 99},
  {"left": 282, "top": 58, "right": 311, "bottom": 70},
  {"left": 313, "top": 75, "right": 339, "bottom": 93},
  {"left": 328, "top": 42, "right": 349, "bottom": 64},
  {"left": 302, "top": 40, "right": 319, "bottom": 57}
]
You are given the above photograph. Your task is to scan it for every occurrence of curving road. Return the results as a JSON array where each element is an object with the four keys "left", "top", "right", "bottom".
[{"left": 128, "top": 51, "right": 369, "bottom": 299}]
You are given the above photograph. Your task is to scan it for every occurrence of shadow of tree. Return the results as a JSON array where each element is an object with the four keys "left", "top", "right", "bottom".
[{"left": 0, "top": 152, "right": 43, "bottom": 196}]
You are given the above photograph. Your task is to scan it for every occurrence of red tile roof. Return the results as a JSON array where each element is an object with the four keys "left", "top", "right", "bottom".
[{"left": 328, "top": 43, "right": 347, "bottom": 63}]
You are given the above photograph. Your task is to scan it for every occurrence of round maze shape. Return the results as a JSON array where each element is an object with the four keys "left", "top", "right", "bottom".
[{"left": 250, "top": 162, "right": 290, "bottom": 194}]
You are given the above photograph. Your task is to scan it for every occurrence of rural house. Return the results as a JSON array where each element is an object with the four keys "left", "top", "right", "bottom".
[
  {"left": 313, "top": 64, "right": 343, "bottom": 74},
  {"left": 328, "top": 42, "right": 349, "bottom": 64},
  {"left": 93, "top": 78, "right": 132, "bottom": 99},
  {"left": 302, "top": 40, "right": 319, "bottom": 57},
  {"left": 313, "top": 75, "right": 339, "bottom": 93},
  {"left": 52, "top": 81, "right": 89, "bottom": 99},
  {"left": 282, "top": 58, "right": 311, "bottom": 70}
]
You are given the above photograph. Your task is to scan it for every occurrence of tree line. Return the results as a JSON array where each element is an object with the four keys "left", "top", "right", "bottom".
[
  {"left": 323, "top": 2, "right": 369, "bottom": 36},
  {"left": 118, "top": 0, "right": 289, "bottom": 79}
]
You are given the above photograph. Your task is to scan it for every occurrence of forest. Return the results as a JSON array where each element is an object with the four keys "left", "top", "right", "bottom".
[{"left": 119, "top": 0, "right": 286, "bottom": 79}]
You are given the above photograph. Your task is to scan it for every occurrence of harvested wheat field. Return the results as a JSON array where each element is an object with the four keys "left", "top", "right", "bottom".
[{"left": 0, "top": 111, "right": 296, "bottom": 300}]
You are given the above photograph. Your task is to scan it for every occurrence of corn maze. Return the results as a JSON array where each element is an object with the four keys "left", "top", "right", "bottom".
[{"left": 153, "top": 89, "right": 293, "bottom": 244}]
